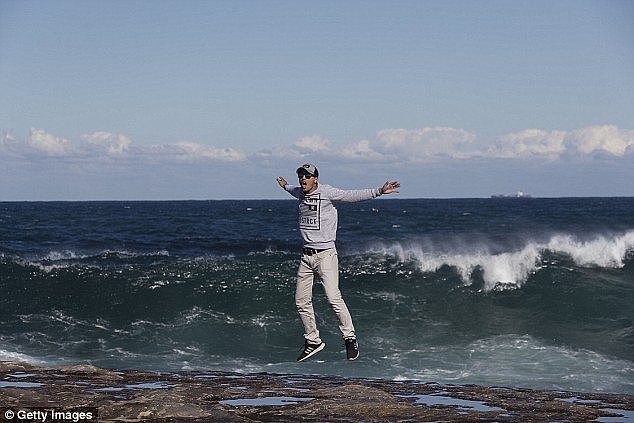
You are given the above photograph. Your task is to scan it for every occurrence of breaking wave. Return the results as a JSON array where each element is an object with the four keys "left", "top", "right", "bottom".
[{"left": 371, "top": 231, "right": 634, "bottom": 291}]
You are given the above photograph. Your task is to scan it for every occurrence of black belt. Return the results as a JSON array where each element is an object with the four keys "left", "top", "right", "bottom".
[{"left": 302, "top": 247, "right": 330, "bottom": 256}]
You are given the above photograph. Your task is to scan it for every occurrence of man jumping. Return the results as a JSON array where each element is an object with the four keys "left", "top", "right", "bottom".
[{"left": 277, "top": 163, "right": 400, "bottom": 362}]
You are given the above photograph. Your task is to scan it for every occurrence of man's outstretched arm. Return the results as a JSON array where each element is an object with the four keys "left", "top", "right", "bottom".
[{"left": 276, "top": 176, "right": 303, "bottom": 199}]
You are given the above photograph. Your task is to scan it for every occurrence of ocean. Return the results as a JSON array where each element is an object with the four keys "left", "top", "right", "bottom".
[{"left": 1, "top": 198, "right": 633, "bottom": 394}]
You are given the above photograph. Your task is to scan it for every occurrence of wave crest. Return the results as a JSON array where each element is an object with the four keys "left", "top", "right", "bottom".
[
  {"left": 373, "top": 231, "right": 634, "bottom": 291},
  {"left": 547, "top": 232, "right": 634, "bottom": 268}
]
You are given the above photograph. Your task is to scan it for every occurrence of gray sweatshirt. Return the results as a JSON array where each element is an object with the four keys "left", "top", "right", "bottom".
[{"left": 284, "top": 183, "right": 382, "bottom": 249}]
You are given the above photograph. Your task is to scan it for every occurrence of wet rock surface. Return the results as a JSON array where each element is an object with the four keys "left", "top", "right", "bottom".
[{"left": 1, "top": 361, "right": 632, "bottom": 422}]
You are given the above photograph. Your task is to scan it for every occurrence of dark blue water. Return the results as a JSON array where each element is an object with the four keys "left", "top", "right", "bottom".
[{"left": 1, "top": 198, "right": 633, "bottom": 393}]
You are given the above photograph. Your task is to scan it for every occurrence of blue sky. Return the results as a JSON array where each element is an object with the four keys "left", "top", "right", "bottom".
[{"left": 1, "top": 0, "right": 633, "bottom": 200}]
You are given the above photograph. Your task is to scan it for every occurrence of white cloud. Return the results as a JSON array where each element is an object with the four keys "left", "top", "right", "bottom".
[
  {"left": 341, "top": 139, "right": 385, "bottom": 160},
  {"left": 3, "top": 125, "right": 632, "bottom": 200},
  {"left": 487, "top": 126, "right": 634, "bottom": 159},
  {"left": 0, "top": 131, "right": 18, "bottom": 155},
  {"left": 565, "top": 125, "right": 634, "bottom": 156},
  {"left": 172, "top": 141, "right": 246, "bottom": 161},
  {"left": 0, "top": 129, "right": 247, "bottom": 163},
  {"left": 294, "top": 135, "right": 332, "bottom": 153},
  {"left": 81, "top": 132, "right": 131, "bottom": 155},
  {"left": 281, "top": 127, "right": 478, "bottom": 163},
  {"left": 375, "top": 127, "right": 478, "bottom": 160},
  {"left": 276, "top": 125, "right": 633, "bottom": 164},
  {"left": 3, "top": 125, "right": 632, "bottom": 169},
  {"left": 488, "top": 129, "right": 566, "bottom": 159},
  {"left": 27, "top": 128, "right": 71, "bottom": 156}
]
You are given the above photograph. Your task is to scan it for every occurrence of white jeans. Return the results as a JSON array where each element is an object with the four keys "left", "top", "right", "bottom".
[{"left": 295, "top": 248, "right": 356, "bottom": 344}]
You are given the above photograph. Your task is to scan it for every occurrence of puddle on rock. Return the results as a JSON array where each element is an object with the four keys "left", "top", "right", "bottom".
[
  {"left": 596, "top": 408, "right": 634, "bottom": 422},
  {"left": 220, "top": 396, "right": 315, "bottom": 407},
  {"left": 7, "top": 373, "right": 38, "bottom": 378},
  {"left": 0, "top": 381, "right": 45, "bottom": 388},
  {"left": 91, "top": 381, "right": 177, "bottom": 392},
  {"left": 556, "top": 396, "right": 605, "bottom": 405},
  {"left": 397, "top": 391, "right": 506, "bottom": 412}
]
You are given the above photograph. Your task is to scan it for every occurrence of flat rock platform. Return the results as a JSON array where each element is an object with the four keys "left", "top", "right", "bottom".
[{"left": 1, "top": 361, "right": 632, "bottom": 422}]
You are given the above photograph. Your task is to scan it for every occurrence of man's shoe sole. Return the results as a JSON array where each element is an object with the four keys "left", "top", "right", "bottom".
[{"left": 297, "top": 342, "right": 325, "bottom": 362}]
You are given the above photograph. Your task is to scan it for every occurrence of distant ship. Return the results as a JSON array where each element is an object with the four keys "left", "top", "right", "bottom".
[{"left": 491, "top": 191, "right": 533, "bottom": 198}]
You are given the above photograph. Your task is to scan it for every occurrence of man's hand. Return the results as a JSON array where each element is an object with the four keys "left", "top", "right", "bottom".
[
  {"left": 380, "top": 181, "right": 400, "bottom": 195},
  {"left": 276, "top": 176, "right": 287, "bottom": 188}
]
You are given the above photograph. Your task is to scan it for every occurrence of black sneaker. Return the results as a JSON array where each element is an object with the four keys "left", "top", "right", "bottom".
[
  {"left": 345, "top": 338, "right": 359, "bottom": 360},
  {"left": 296, "top": 341, "right": 325, "bottom": 362}
]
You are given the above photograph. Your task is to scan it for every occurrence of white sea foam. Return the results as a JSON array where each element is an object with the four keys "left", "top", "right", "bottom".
[
  {"left": 546, "top": 232, "right": 634, "bottom": 268},
  {"left": 372, "top": 231, "right": 634, "bottom": 291},
  {"left": 15, "top": 249, "right": 172, "bottom": 273},
  {"left": 41, "top": 249, "right": 170, "bottom": 262},
  {"left": 387, "top": 334, "right": 634, "bottom": 393},
  {"left": 44, "top": 250, "right": 81, "bottom": 261},
  {"left": 0, "top": 348, "right": 48, "bottom": 366}
]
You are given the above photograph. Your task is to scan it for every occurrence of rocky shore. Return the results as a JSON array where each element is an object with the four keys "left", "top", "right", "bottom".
[{"left": 1, "top": 361, "right": 632, "bottom": 422}]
